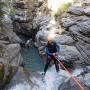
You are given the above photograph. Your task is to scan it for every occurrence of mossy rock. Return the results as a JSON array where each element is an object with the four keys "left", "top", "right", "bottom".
[
  {"left": 0, "top": 45, "right": 4, "bottom": 57},
  {"left": 0, "top": 63, "right": 4, "bottom": 86},
  {"left": 0, "top": 63, "right": 17, "bottom": 88},
  {"left": 4, "top": 66, "right": 17, "bottom": 85}
]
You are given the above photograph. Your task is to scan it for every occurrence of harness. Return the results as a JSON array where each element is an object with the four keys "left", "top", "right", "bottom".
[{"left": 46, "top": 42, "right": 57, "bottom": 53}]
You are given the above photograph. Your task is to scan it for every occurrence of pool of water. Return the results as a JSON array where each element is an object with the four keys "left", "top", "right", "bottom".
[{"left": 21, "top": 46, "right": 44, "bottom": 71}]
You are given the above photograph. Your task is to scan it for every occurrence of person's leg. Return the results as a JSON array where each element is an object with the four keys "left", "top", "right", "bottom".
[
  {"left": 44, "top": 56, "right": 51, "bottom": 73},
  {"left": 52, "top": 56, "right": 59, "bottom": 72}
]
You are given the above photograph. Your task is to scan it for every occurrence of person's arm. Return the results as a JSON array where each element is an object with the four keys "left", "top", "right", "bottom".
[
  {"left": 45, "top": 47, "right": 53, "bottom": 56},
  {"left": 56, "top": 44, "right": 60, "bottom": 53},
  {"left": 54, "top": 42, "right": 60, "bottom": 53}
]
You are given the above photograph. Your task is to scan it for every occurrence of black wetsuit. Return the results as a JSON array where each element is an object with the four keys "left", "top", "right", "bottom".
[{"left": 44, "top": 42, "right": 60, "bottom": 73}]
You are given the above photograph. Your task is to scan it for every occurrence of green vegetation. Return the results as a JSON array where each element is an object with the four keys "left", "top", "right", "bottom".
[
  {"left": 10, "top": 7, "right": 16, "bottom": 15},
  {"left": 54, "top": 3, "right": 71, "bottom": 20},
  {"left": 4, "top": 66, "right": 17, "bottom": 85},
  {"left": 0, "top": 63, "right": 4, "bottom": 86},
  {"left": 0, "top": 2, "right": 6, "bottom": 17},
  {"left": 0, "top": 60, "right": 17, "bottom": 87},
  {"left": 0, "top": 0, "right": 16, "bottom": 18}
]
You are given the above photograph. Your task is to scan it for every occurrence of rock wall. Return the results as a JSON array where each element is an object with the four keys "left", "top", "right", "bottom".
[
  {"left": 0, "top": 8, "right": 23, "bottom": 89},
  {"left": 60, "top": 0, "right": 90, "bottom": 64},
  {"left": 33, "top": 0, "right": 90, "bottom": 89},
  {"left": 2, "top": 15, "right": 22, "bottom": 43},
  {"left": 12, "top": 0, "right": 40, "bottom": 37},
  {"left": 34, "top": 0, "right": 90, "bottom": 64}
]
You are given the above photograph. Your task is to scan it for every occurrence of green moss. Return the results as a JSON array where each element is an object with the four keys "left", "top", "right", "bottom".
[
  {"left": 54, "top": 3, "right": 71, "bottom": 20},
  {"left": 4, "top": 66, "right": 17, "bottom": 84},
  {"left": 10, "top": 7, "right": 16, "bottom": 15},
  {"left": 0, "top": 63, "right": 4, "bottom": 86},
  {"left": 0, "top": 2, "right": 6, "bottom": 7},
  {"left": 0, "top": 13, "right": 4, "bottom": 17},
  {"left": 0, "top": 2, "right": 6, "bottom": 17}
]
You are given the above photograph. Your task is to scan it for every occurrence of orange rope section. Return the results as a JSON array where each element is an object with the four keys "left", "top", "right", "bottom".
[{"left": 54, "top": 56, "right": 85, "bottom": 90}]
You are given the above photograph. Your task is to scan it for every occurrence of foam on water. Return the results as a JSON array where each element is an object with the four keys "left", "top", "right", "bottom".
[
  {"left": 30, "top": 65, "right": 67, "bottom": 90},
  {"left": 9, "top": 65, "right": 83, "bottom": 90},
  {"left": 45, "top": 65, "right": 69, "bottom": 90},
  {"left": 9, "top": 82, "right": 31, "bottom": 90}
]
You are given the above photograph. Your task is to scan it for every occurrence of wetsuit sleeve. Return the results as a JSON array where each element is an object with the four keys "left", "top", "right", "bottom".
[
  {"left": 45, "top": 47, "right": 52, "bottom": 56},
  {"left": 54, "top": 42, "right": 60, "bottom": 53},
  {"left": 56, "top": 44, "right": 60, "bottom": 53}
]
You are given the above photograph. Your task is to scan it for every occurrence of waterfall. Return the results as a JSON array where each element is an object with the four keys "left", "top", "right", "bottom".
[
  {"left": 8, "top": 65, "right": 84, "bottom": 90},
  {"left": 9, "top": 65, "right": 70, "bottom": 90}
]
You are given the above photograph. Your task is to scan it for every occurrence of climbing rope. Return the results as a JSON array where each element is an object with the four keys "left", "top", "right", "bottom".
[{"left": 54, "top": 55, "right": 85, "bottom": 90}]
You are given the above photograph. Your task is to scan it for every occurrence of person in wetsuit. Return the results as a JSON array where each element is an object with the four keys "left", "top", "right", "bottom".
[{"left": 44, "top": 36, "right": 60, "bottom": 74}]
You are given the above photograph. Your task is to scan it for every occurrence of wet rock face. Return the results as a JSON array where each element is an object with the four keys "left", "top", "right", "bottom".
[
  {"left": 2, "top": 15, "right": 22, "bottom": 43},
  {"left": 0, "top": 29, "right": 23, "bottom": 84},
  {"left": 60, "top": 3, "right": 90, "bottom": 64},
  {"left": 12, "top": 0, "right": 40, "bottom": 37},
  {"left": 4, "top": 44, "right": 23, "bottom": 66},
  {"left": 0, "top": 15, "right": 22, "bottom": 65},
  {"left": 34, "top": 0, "right": 90, "bottom": 64},
  {"left": 0, "top": 43, "right": 23, "bottom": 68},
  {"left": 0, "top": 15, "right": 23, "bottom": 88},
  {"left": 68, "top": 7, "right": 84, "bottom": 15},
  {"left": 34, "top": 14, "right": 80, "bottom": 62},
  {"left": 0, "top": 42, "right": 23, "bottom": 88}
]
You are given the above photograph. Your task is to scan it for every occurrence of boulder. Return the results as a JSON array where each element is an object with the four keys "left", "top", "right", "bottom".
[
  {"left": 83, "top": 0, "right": 90, "bottom": 6},
  {"left": 0, "top": 43, "right": 23, "bottom": 88},
  {"left": 68, "top": 7, "right": 84, "bottom": 15},
  {"left": 38, "top": 46, "right": 46, "bottom": 55},
  {"left": 61, "top": 18, "right": 76, "bottom": 28},
  {"left": 54, "top": 35, "right": 74, "bottom": 45},
  {"left": 2, "top": 15, "right": 22, "bottom": 43},
  {"left": 77, "top": 20, "right": 90, "bottom": 35},
  {"left": 0, "top": 43, "right": 23, "bottom": 67},
  {"left": 58, "top": 67, "right": 90, "bottom": 90},
  {"left": 33, "top": 15, "right": 50, "bottom": 30},
  {"left": 84, "top": 8, "right": 90, "bottom": 16},
  {"left": 35, "top": 30, "right": 51, "bottom": 47},
  {"left": 69, "top": 20, "right": 90, "bottom": 36},
  {"left": 61, "top": 16, "right": 90, "bottom": 28},
  {"left": 4, "top": 44, "right": 23, "bottom": 66},
  {"left": 58, "top": 45, "right": 80, "bottom": 62}
]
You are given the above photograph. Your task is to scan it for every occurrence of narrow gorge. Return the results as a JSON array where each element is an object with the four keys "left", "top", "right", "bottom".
[{"left": 0, "top": 0, "right": 90, "bottom": 90}]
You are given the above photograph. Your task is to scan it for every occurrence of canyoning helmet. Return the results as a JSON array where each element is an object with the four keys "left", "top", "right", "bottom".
[{"left": 47, "top": 34, "right": 55, "bottom": 43}]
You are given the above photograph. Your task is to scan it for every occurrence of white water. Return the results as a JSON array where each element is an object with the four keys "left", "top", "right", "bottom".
[
  {"left": 9, "top": 82, "right": 31, "bottom": 90},
  {"left": 9, "top": 65, "right": 84, "bottom": 90}
]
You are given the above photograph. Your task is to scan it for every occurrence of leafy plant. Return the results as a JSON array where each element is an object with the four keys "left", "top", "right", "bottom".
[
  {"left": 54, "top": 3, "right": 71, "bottom": 20},
  {"left": 10, "top": 7, "right": 16, "bottom": 15}
]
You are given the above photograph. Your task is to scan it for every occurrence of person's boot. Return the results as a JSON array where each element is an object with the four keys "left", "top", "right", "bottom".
[{"left": 56, "top": 68, "right": 60, "bottom": 72}]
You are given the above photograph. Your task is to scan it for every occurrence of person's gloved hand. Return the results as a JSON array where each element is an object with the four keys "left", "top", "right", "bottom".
[
  {"left": 53, "top": 53, "right": 58, "bottom": 56},
  {"left": 53, "top": 53, "right": 55, "bottom": 56}
]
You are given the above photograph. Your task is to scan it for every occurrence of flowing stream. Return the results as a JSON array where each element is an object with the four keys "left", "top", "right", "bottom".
[
  {"left": 8, "top": 65, "right": 84, "bottom": 90},
  {"left": 8, "top": 46, "right": 84, "bottom": 90},
  {"left": 9, "top": 66, "right": 71, "bottom": 90}
]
